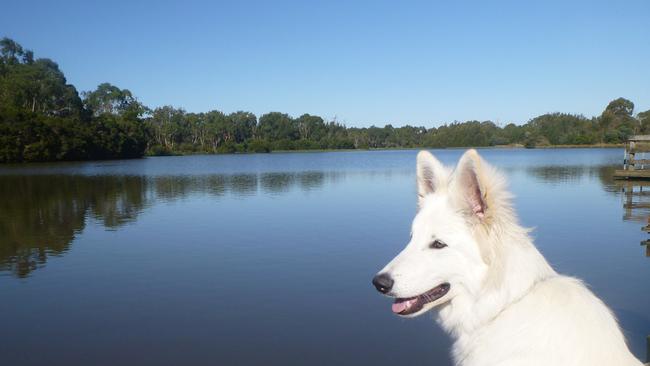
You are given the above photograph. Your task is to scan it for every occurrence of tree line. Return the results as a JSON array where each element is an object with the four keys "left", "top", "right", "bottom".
[{"left": 1, "top": 37, "right": 649, "bottom": 163}]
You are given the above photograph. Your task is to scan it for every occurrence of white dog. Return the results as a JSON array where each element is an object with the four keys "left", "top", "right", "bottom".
[{"left": 372, "top": 150, "right": 642, "bottom": 366}]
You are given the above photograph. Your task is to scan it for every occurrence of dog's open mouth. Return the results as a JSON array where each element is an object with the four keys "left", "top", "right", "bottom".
[{"left": 391, "top": 283, "right": 450, "bottom": 315}]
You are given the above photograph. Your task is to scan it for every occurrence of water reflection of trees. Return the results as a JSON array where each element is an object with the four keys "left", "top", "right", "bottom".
[
  {"left": 0, "top": 175, "right": 149, "bottom": 277},
  {"left": 527, "top": 164, "right": 650, "bottom": 218},
  {"left": 260, "top": 172, "right": 326, "bottom": 194},
  {"left": 8, "top": 164, "right": 640, "bottom": 278},
  {"left": 0, "top": 171, "right": 330, "bottom": 278},
  {"left": 526, "top": 165, "right": 617, "bottom": 191},
  {"left": 527, "top": 164, "right": 650, "bottom": 260}
]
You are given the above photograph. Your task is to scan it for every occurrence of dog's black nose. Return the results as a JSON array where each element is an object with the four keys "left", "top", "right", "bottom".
[{"left": 372, "top": 273, "right": 394, "bottom": 294}]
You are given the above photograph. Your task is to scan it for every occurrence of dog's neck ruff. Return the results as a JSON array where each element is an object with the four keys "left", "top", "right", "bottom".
[{"left": 436, "top": 216, "right": 556, "bottom": 346}]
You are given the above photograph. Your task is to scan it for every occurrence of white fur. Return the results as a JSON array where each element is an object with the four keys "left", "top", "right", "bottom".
[{"left": 376, "top": 150, "right": 642, "bottom": 366}]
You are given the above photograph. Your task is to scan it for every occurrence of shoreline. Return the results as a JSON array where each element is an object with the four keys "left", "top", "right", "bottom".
[
  {"left": 0, "top": 144, "right": 625, "bottom": 165},
  {"left": 147, "top": 143, "right": 624, "bottom": 156}
]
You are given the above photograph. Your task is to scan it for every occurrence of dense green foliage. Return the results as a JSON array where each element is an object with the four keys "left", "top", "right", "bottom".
[
  {"left": 0, "top": 39, "right": 147, "bottom": 162},
  {"left": 1, "top": 37, "right": 648, "bottom": 162}
]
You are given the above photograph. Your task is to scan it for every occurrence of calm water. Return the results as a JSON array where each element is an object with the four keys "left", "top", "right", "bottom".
[{"left": 0, "top": 149, "right": 648, "bottom": 365}]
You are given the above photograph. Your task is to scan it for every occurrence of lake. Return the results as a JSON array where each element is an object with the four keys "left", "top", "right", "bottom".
[{"left": 0, "top": 148, "right": 648, "bottom": 365}]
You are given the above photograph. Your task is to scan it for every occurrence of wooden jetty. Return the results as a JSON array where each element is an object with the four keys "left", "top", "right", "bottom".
[{"left": 614, "top": 135, "right": 650, "bottom": 179}]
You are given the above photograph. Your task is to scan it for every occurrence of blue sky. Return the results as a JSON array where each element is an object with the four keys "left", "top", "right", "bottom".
[{"left": 2, "top": 0, "right": 649, "bottom": 127}]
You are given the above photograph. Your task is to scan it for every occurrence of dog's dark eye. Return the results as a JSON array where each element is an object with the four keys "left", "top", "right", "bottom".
[{"left": 429, "top": 240, "right": 447, "bottom": 249}]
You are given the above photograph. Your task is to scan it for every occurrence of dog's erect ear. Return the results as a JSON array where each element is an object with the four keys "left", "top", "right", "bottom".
[
  {"left": 417, "top": 150, "right": 447, "bottom": 206},
  {"left": 453, "top": 149, "right": 487, "bottom": 219}
]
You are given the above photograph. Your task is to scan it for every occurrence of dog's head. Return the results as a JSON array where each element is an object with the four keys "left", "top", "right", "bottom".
[{"left": 373, "top": 149, "right": 507, "bottom": 317}]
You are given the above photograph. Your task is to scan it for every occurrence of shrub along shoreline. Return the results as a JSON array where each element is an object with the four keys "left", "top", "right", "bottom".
[
  {"left": 1, "top": 37, "right": 647, "bottom": 163},
  {"left": 144, "top": 143, "right": 624, "bottom": 158}
]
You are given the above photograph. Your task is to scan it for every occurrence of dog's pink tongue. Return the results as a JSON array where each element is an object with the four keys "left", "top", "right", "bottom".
[{"left": 392, "top": 299, "right": 411, "bottom": 314}]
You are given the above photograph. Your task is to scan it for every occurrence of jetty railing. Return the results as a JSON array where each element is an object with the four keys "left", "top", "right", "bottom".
[{"left": 614, "top": 135, "right": 650, "bottom": 179}]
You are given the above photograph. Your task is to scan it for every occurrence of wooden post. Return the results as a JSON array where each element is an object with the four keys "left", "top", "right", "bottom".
[
  {"left": 625, "top": 183, "right": 633, "bottom": 218},
  {"left": 646, "top": 334, "right": 649, "bottom": 364},
  {"left": 613, "top": 136, "right": 650, "bottom": 179}
]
